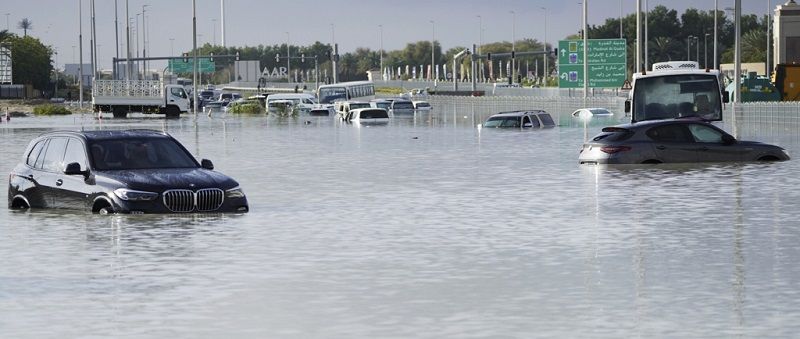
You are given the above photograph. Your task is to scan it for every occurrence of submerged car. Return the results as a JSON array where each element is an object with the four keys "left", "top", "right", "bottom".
[
  {"left": 483, "top": 110, "right": 556, "bottom": 128},
  {"left": 579, "top": 119, "right": 790, "bottom": 164},
  {"left": 8, "top": 130, "right": 249, "bottom": 214},
  {"left": 572, "top": 107, "right": 614, "bottom": 118},
  {"left": 344, "top": 108, "right": 389, "bottom": 125}
]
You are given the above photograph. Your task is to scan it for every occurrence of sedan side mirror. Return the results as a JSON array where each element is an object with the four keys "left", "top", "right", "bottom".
[
  {"left": 63, "top": 162, "right": 89, "bottom": 177},
  {"left": 722, "top": 134, "right": 736, "bottom": 145},
  {"left": 201, "top": 159, "right": 215, "bottom": 170}
]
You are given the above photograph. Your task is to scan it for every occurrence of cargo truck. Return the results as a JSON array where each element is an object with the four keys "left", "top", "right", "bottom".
[
  {"left": 625, "top": 61, "right": 729, "bottom": 123},
  {"left": 92, "top": 80, "right": 190, "bottom": 118}
]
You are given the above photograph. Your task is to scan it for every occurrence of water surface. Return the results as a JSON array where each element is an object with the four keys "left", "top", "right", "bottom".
[{"left": 1, "top": 111, "right": 798, "bottom": 338}]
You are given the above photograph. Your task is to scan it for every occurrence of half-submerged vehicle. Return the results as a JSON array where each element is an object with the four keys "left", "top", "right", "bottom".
[{"left": 9, "top": 130, "right": 249, "bottom": 214}]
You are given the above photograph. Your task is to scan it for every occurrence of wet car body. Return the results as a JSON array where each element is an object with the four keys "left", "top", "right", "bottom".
[
  {"left": 8, "top": 130, "right": 249, "bottom": 214},
  {"left": 579, "top": 119, "right": 790, "bottom": 164},
  {"left": 483, "top": 110, "right": 556, "bottom": 129}
]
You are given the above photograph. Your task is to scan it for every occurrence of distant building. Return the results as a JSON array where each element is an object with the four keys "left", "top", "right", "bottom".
[{"left": 0, "top": 46, "right": 11, "bottom": 84}]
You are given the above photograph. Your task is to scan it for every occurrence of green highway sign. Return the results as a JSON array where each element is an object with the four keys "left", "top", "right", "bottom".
[
  {"left": 168, "top": 58, "right": 215, "bottom": 73},
  {"left": 558, "top": 39, "right": 627, "bottom": 88}
]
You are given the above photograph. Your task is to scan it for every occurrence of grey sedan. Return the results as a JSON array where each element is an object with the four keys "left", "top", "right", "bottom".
[{"left": 579, "top": 119, "right": 790, "bottom": 164}]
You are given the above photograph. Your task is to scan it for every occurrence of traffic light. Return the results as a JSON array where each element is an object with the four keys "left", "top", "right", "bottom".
[
  {"left": 235, "top": 51, "right": 240, "bottom": 61},
  {"left": 511, "top": 51, "right": 516, "bottom": 59},
  {"left": 552, "top": 48, "right": 558, "bottom": 57},
  {"left": 209, "top": 52, "right": 214, "bottom": 62},
  {"left": 487, "top": 53, "right": 491, "bottom": 61},
  {"left": 275, "top": 54, "right": 280, "bottom": 62},
  {"left": 182, "top": 53, "right": 189, "bottom": 63},
  {"left": 301, "top": 54, "right": 305, "bottom": 63}
]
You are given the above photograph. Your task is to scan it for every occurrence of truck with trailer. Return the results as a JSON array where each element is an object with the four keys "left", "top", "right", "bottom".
[
  {"left": 92, "top": 80, "right": 190, "bottom": 118},
  {"left": 625, "top": 61, "right": 729, "bottom": 123}
]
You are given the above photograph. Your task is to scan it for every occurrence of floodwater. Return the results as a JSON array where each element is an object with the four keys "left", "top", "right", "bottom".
[{"left": 1, "top": 110, "right": 799, "bottom": 338}]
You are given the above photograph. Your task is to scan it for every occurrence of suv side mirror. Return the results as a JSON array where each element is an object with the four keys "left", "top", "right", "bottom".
[
  {"left": 201, "top": 159, "right": 214, "bottom": 170},
  {"left": 624, "top": 99, "right": 631, "bottom": 114},
  {"left": 722, "top": 134, "right": 736, "bottom": 145},
  {"left": 722, "top": 91, "right": 730, "bottom": 103},
  {"left": 63, "top": 162, "right": 88, "bottom": 177}
]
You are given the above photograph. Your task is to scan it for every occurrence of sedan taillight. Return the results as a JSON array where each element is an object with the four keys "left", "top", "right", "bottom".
[{"left": 600, "top": 145, "right": 632, "bottom": 154}]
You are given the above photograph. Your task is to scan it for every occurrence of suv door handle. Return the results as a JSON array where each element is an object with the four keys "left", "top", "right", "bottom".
[
  {"left": 656, "top": 145, "right": 666, "bottom": 150},
  {"left": 56, "top": 179, "right": 63, "bottom": 186}
]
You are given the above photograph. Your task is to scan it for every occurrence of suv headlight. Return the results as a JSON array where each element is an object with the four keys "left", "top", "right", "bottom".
[
  {"left": 226, "top": 186, "right": 245, "bottom": 198},
  {"left": 114, "top": 188, "right": 159, "bottom": 201}
]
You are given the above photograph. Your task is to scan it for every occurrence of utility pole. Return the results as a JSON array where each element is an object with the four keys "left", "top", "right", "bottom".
[
  {"left": 583, "top": 0, "right": 588, "bottom": 98},
  {"left": 114, "top": 0, "right": 119, "bottom": 79},
  {"left": 142, "top": 5, "right": 148, "bottom": 79},
  {"left": 714, "top": 0, "right": 719, "bottom": 69},
  {"left": 220, "top": 0, "right": 226, "bottom": 47},
  {"left": 78, "top": 0, "right": 83, "bottom": 109},
  {"left": 379, "top": 24, "right": 383, "bottom": 81},
  {"left": 126, "top": 0, "right": 131, "bottom": 80},
  {"left": 542, "top": 7, "right": 548, "bottom": 86},
  {"left": 192, "top": 0, "right": 198, "bottom": 114}
]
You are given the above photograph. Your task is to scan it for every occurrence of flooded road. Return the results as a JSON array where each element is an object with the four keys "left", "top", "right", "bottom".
[{"left": 1, "top": 112, "right": 799, "bottom": 338}]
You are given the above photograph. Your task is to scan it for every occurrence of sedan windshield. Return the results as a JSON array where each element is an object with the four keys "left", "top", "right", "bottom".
[{"left": 89, "top": 138, "right": 198, "bottom": 170}]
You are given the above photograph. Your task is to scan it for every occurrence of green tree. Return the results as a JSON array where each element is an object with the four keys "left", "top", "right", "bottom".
[
  {"left": 7, "top": 35, "right": 52, "bottom": 90},
  {"left": 17, "top": 18, "right": 33, "bottom": 37}
]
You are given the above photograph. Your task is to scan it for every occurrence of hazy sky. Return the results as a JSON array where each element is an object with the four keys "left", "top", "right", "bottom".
[{"left": 3, "top": 0, "right": 779, "bottom": 70}]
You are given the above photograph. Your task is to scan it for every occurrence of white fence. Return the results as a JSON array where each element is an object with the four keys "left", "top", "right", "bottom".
[{"left": 428, "top": 95, "right": 800, "bottom": 138}]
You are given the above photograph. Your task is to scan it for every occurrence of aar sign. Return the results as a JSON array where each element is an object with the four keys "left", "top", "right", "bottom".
[{"left": 558, "top": 39, "right": 627, "bottom": 89}]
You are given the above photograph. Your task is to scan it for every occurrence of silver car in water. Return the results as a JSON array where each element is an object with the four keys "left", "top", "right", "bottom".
[{"left": 579, "top": 119, "right": 790, "bottom": 164}]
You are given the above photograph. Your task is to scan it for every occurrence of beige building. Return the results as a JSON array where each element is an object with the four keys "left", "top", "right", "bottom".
[{"left": 774, "top": 0, "right": 800, "bottom": 66}]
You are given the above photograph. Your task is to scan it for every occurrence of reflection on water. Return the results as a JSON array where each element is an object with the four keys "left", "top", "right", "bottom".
[{"left": 1, "top": 111, "right": 800, "bottom": 337}]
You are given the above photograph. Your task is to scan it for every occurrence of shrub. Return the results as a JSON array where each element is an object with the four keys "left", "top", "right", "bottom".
[
  {"left": 228, "top": 101, "right": 264, "bottom": 114},
  {"left": 32, "top": 104, "right": 72, "bottom": 115}
]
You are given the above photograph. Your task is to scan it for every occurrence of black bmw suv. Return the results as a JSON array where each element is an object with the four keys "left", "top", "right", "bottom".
[{"left": 8, "top": 129, "right": 249, "bottom": 214}]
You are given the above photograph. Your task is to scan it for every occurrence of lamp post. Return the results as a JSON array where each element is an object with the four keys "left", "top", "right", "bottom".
[
  {"left": 142, "top": 5, "right": 149, "bottom": 79},
  {"left": 714, "top": 0, "right": 719, "bottom": 69},
  {"left": 541, "top": 7, "right": 548, "bottom": 86},
  {"left": 767, "top": 0, "right": 771, "bottom": 76},
  {"left": 477, "top": 15, "right": 483, "bottom": 81},
  {"left": 285, "top": 31, "right": 291, "bottom": 83},
  {"left": 687, "top": 35, "right": 694, "bottom": 61},
  {"left": 510, "top": 10, "right": 516, "bottom": 83},
  {"left": 378, "top": 24, "right": 383, "bottom": 81},
  {"left": 704, "top": 33, "right": 710, "bottom": 68},
  {"left": 695, "top": 36, "right": 700, "bottom": 64},
  {"left": 4, "top": 13, "right": 8, "bottom": 31},
  {"left": 430, "top": 20, "right": 435, "bottom": 82}
]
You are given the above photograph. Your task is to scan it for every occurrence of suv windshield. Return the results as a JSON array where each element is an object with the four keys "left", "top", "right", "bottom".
[
  {"left": 89, "top": 138, "right": 198, "bottom": 170},
  {"left": 484, "top": 116, "right": 520, "bottom": 128},
  {"left": 632, "top": 74, "right": 722, "bottom": 122}
]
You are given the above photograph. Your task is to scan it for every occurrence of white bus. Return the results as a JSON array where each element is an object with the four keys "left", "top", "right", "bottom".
[{"left": 317, "top": 81, "right": 375, "bottom": 104}]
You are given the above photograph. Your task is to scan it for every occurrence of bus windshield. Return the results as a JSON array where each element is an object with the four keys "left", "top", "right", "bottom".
[{"left": 632, "top": 74, "right": 722, "bottom": 122}]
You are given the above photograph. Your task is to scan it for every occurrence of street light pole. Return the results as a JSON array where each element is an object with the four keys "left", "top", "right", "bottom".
[
  {"left": 687, "top": 35, "right": 693, "bottom": 61},
  {"left": 126, "top": 0, "right": 131, "bottom": 80},
  {"left": 477, "top": 15, "right": 483, "bottom": 81},
  {"left": 378, "top": 24, "right": 383, "bottom": 81},
  {"left": 714, "top": 0, "right": 719, "bottom": 69},
  {"left": 142, "top": 4, "right": 148, "bottom": 79},
  {"left": 192, "top": 0, "right": 198, "bottom": 114},
  {"left": 510, "top": 10, "right": 516, "bottom": 84},
  {"left": 704, "top": 33, "right": 710, "bottom": 68},
  {"left": 286, "top": 32, "right": 291, "bottom": 83},
  {"left": 767, "top": 0, "right": 771, "bottom": 76},
  {"left": 582, "top": 0, "right": 588, "bottom": 98},
  {"left": 78, "top": 0, "right": 83, "bottom": 109},
  {"left": 695, "top": 36, "right": 700, "bottom": 64},
  {"left": 430, "top": 20, "right": 435, "bottom": 82},
  {"left": 542, "top": 7, "right": 548, "bottom": 86}
]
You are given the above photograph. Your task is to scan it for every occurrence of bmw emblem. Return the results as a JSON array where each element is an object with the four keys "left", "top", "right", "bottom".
[{"left": 189, "top": 183, "right": 196, "bottom": 188}]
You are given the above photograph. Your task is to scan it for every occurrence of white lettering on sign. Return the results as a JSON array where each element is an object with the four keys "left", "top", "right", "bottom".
[{"left": 262, "top": 67, "right": 288, "bottom": 79}]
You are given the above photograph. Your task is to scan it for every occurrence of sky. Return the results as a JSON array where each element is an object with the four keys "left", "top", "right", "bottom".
[{"left": 3, "top": 0, "right": 780, "bottom": 70}]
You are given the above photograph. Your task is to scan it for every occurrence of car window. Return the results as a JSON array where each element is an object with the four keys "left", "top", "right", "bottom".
[
  {"left": 687, "top": 124, "right": 725, "bottom": 143},
  {"left": 537, "top": 113, "right": 555, "bottom": 126},
  {"left": 26, "top": 140, "right": 45, "bottom": 167},
  {"left": 41, "top": 137, "right": 68, "bottom": 172},
  {"left": 63, "top": 138, "right": 88, "bottom": 170},
  {"left": 646, "top": 124, "right": 694, "bottom": 143},
  {"left": 34, "top": 139, "right": 50, "bottom": 169},
  {"left": 90, "top": 137, "right": 198, "bottom": 170}
]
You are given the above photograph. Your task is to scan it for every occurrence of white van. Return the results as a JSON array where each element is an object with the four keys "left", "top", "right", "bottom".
[
  {"left": 266, "top": 93, "right": 317, "bottom": 114},
  {"left": 334, "top": 101, "right": 371, "bottom": 118}
]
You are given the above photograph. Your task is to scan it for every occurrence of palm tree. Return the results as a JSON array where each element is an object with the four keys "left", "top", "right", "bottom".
[
  {"left": 0, "top": 29, "right": 12, "bottom": 43},
  {"left": 649, "top": 37, "right": 677, "bottom": 63},
  {"left": 17, "top": 18, "right": 32, "bottom": 37}
]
